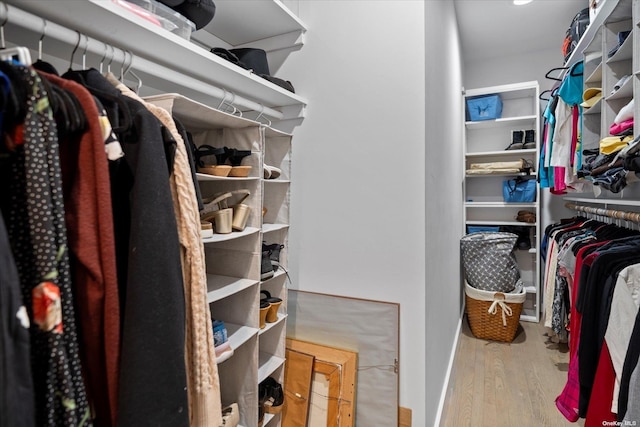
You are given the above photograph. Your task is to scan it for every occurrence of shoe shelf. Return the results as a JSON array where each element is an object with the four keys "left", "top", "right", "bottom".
[
  {"left": 585, "top": 61, "right": 603, "bottom": 85},
  {"left": 226, "top": 322, "right": 259, "bottom": 354},
  {"left": 206, "top": 275, "right": 259, "bottom": 303},
  {"left": 607, "top": 77, "right": 634, "bottom": 100},
  {"left": 584, "top": 98, "right": 604, "bottom": 115},
  {"left": 259, "top": 313, "right": 287, "bottom": 336},
  {"left": 465, "top": 148, "right": 537, "bottom": 157},
  {"left": 463, "top": 81, "right": 541, "bottom": 323},
  {"left": 258, "top": 352, "right": 286, "bottom": 383},
  {"left": 464, "top": 115, "right": 538, "bottom": 129},
  {"left": 262, "top": 224, "right": 290, "bottom": 234},
  {"left": 607, "top": 28, "right": 634, "bottom": 63},
  {"left": 197, "top": 174, "right": 262, "bottom": 183},
  {"left": 466, "top": 220, "right": 536, "bottom": 227},
  {"left": 261, "top": 269, "right": 287, "bottom": 284},
  {"left": 465, "top": 201, "right": 537, "bottom": 208},
  {"left": 465, "top": 172, "right": 538, "bottom": 178},
  {"left": 146, "top": 91, "right": 291, "bottom": 427},
  {"left": 263, "top": 179, "right": 292, "bottom": 185},
  {"left": 202, "top": 227, "right": 261, "bottom": 244}
]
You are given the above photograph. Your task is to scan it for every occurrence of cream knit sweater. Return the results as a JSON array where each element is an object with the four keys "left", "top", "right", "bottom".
[{"left": 108, "top": 75, "right": 222, "bottom": 427}]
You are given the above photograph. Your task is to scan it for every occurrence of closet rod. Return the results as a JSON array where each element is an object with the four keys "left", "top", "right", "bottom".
[
  {"left": 1, "top": 2, "right": 285, "bottom": 120},
  {"left": 565, "top": 202, "right": 640, "bottom": 223}
]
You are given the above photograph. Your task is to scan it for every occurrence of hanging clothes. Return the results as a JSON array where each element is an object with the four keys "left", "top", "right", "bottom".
[
  {"left": 38, "top": 70, "right": 121, "bottom": 427},
  {"left": 107, "top": 73, "right": 223, "bottom": 427},
  {"left": 0, "top": 209, "right": 35, "bottom": 427},
  {"left": 69, "top": 68, "right": 190, "bottom": 427},
  {"left": 546, "top": 217, "right": 640, "bottom": 424},
  {"left": 2, "top": 65, "right": 92, "bottom": 426}
]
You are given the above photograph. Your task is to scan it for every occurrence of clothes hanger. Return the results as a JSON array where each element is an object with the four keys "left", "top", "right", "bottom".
[
  {"left": 0, "top": 60, "right": 26, "bottom": 130},
  {"left": 255, "top": 104, "right": 272, "bottom": 127},
  {"left": 539, "top": 89, "right": 552, "bottom": 101},
  {"left": 31, "top": 19, "right": 59, "bottom": 75},
  {"left": 122, "top": 50, "right": 143, "bottom": 94},
  {"left": 63, "top": 41, "right": 132, "bottom": 134},
  {"left": 99, "top": 43, "right": 110, "bottom": 75},
  {"left": 545, "top": 67, "right": 567, "bottom": 82},
  {"left": 0, "top": 3, "right": 31, "bottom": 66},
  {"left": 569, "top": 60, "right": 583, "bottom": 77}
]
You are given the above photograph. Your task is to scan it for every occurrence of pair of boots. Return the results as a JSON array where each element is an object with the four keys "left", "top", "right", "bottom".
[{"left": 506, "top": 129, "right": 536, "bottom": 150}]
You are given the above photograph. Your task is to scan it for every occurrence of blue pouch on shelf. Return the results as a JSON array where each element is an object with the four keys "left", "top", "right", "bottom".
[
  {"left": 466, "top": 94, "right": 503, "bottom": 121},
  {"left": 466, "top": 225, "right": 501, "bottom": 234},
  {"left": 503, "top": 176, "right": 536, "bottom": 203}
]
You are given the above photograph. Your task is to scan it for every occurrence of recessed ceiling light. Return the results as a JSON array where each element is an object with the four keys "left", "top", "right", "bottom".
[{"left": 514, "top": 0, "right": 533, "bottom": 5}]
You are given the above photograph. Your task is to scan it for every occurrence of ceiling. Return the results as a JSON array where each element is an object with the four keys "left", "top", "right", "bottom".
[{"left": 454, "top": 0, "right": 590, "bottom": 62}]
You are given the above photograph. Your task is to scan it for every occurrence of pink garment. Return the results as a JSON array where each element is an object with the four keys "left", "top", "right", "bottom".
[
  {"left": 556, "top": 245, "right": 606, "bottom": 422},
  {"left": 609, "top": 118, "right": 634, "bottom": 136}
]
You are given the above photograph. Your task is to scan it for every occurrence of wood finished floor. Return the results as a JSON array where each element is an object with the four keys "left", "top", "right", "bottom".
[{"left": 440, "top": 317, "right": 585, "bottom": 427}]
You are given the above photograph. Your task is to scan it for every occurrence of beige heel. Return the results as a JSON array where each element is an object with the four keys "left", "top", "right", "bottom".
[
  {"left": 201, "top": 192, "right": 233, "bottom": 234},
  {"left": 259, "top": 301, "right": 270, "bottom": 329},
  {"left": 231, "top": 189, "right": 252, "bottom": 231}
]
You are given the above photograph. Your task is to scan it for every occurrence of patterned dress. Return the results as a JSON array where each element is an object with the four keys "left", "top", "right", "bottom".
[{"left": 5, "top": 66, "right": 92, "bottom": 426}]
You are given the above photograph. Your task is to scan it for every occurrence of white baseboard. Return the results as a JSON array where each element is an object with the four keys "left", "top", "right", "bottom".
[{"left": 432, "top": 305, "right": 464, "bottom": 427}]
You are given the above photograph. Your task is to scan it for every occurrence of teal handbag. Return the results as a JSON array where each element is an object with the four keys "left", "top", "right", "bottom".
[{"left": 503, "top": 176, "right": 536, "bottom": 203}]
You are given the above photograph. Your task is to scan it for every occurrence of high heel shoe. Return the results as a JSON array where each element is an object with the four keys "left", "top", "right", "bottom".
[
  {"left": 259, "top": 300, "right": 270, "bottom": 329},
  {"left": 260, "top": 290, "right": 282, "bottom": 323},
  {"left": 196, "top": 144, "right": 232, "bottom": 177},
  {"left": 227, "top": 147, "right": 253, "bottom": 177},
  {"left": 201, "top": 192, "right": 233, "bottom": 234},
  {"left": 229, "top": 189, "right": 251, "bottom": 231}
]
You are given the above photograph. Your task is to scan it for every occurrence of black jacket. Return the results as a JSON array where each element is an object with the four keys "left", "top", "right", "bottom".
[{"left": 79, "top": 69, "right": 189, "bottom": 427}]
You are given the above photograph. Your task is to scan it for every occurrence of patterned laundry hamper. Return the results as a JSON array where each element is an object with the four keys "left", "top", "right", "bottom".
[
  {"left": 465, "top": 282, "right": 525, "bottom": 342},
  {"left": 460, "top": 232, "right": 524, "bottom": 342},
  {"left": 460, "top": 231, "right": 521, "bottom": 293}
]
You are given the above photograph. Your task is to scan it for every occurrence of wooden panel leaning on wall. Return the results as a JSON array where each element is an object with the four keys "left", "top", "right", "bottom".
[{"left": 284, "top": 339, "right": 357, "bottom": 427}]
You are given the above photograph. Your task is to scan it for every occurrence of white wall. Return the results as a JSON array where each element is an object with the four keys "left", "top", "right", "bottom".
[
  {"left": 463, "top": 47, "right": 565, "bottom": 95},
  {"left": 424, "top": 2, "right": 465, "bottom": 426},
  {"left": 278, "top": 1, "right": 428, "bottom": 425}
]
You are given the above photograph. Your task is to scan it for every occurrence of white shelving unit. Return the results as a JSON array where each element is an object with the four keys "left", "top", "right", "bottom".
[
  {"left": 463, "top": 81, "right": 541, "bottom": 322},
  {"left": 5, "top": 0, "right": 307, "bottom": 127},
  {"left": 145, "top": 93, "right": 292, "bottom": 427},
  {"left": 2, "top": 2, "right": 302, "bottom": 425}
]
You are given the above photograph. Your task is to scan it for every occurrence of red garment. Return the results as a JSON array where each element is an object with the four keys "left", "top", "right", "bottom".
[
  {"left": 585, "top": 341, "right": 617, "bottom": 426},
  {"left": 556, "top": 242, "right": 608, "bottom": 421},
  {"left": 39, "top": 72, "right": 120, "bottom": 427}
]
